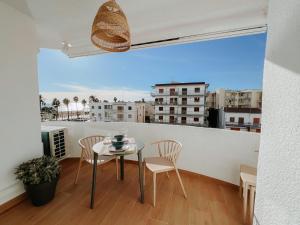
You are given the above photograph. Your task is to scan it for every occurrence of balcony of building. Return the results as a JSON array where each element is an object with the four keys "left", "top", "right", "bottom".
[{"left": 1, "top": 1, "right": 299, "bottom": 225}]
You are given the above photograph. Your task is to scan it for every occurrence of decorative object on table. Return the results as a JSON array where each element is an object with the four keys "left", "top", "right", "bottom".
[
  {"left": 91, "top": 0, "right": 131, "bottom": 52},
  {"left": 111, "top": 140, "right": 124, "bottom": 150},
  {"left": 75, "top": 135, "right": 119, "bottom": 184},
  {"left": 15, "top": 156, "right": 60, "bottom": 206},
  {"left": 114, "top": 134, "right": 124, "bottom": 142},
  {"left": 144, "top": 140, "right": 187, "bottom": 207}
]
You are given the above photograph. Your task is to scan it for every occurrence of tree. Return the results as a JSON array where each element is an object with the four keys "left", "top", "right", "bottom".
[
  {"left": 113, "top": 97, "right": 117, "bottom": 102},
  {"left": 51, "top": 98, "right": 60, "bottom": 120},
  {"left": 89, "top": 95, "right": 96, "bottom": 103},
  {"left": 94, "top": 97, "right": 100, "bottom": 102},
  {"left": 81, "top": 99, "right": 87, "bottom": 119},
  {"left": 39, "top": 95, "right": 46, "bottom": 111},
  {"left": 73, "top": 96, "right": 79, "bottom": 118},
  {"left": 63, "top": 98, "right": 70, "bottom": 121}
]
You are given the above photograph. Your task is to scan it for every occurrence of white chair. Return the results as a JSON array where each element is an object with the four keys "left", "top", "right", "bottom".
[
  {"left": 74, "top": 135, "right": 119, "bottom": 184},
  {"left": 144, "top": 140, "right": 187, "bottom": 206}
]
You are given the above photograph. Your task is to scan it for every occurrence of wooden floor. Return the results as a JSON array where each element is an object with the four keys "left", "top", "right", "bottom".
[{"left": 0, "top": 159, "right": 246, "bottom": 225}]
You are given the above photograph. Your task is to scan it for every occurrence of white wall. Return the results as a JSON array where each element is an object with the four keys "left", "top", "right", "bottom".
[
  {"left": 0, "top": 2, "right": 42, "bottom": 204},
  {"left": 254, "top": 0, "right": 300, "bottom": 225},
  {"left": 43, "top": 121, "right": 260, "bottom": 185}
]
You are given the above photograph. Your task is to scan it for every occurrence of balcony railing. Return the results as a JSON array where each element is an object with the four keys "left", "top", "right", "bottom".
[{"left": 42, "top": 121, "right": 259, "bottom": 185}]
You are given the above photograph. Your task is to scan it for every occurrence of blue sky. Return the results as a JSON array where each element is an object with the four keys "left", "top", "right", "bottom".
[{"left": 38, "top": 33, "right": 266, "bottom": 102}]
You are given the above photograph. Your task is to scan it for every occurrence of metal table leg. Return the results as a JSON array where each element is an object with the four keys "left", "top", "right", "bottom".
[
  {"left": 90, "top": 152, "right": 98, "bottom": 209},
  {"left": 120, "top": 155, "right": 124, "bottom": 180},
  {"left": 137, "top": 150, "right": 144, "bottom": 203}
]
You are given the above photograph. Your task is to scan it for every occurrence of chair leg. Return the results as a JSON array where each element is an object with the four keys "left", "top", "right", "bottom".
[
  {"left": 153, "top": 172, "right": 156, "bottom": 207},
  {"left": 143, "top": 161, "right": 146, "bottom": 186},
  {"left": 243, "top": 183, "right": 249, "bottom": 223},
  {"left": 74, "top": 157, "right": 83, "bottom": 184},
  {"left": 239, "top": 177, "right": 243, "bottom": 198},
  {"left": 175, "top": 168, "right": 187, "bottom": 198},
  {"left": 249, "top": 186, "right": 256, "bottom": 224},
  {"left": 115, "top": 157, "right": 119, "bottom": 180}
]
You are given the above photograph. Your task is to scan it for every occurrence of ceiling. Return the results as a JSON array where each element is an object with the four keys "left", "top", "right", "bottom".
[{"left": 2, "top": 0, "right": 269, "bottom": 57}]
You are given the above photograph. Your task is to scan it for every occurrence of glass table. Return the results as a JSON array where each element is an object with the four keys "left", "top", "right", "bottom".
[{"left": 90, "top": 139, "right": 145, "bottom": 209}]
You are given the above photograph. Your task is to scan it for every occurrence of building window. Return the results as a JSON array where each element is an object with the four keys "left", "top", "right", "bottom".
[
  {"left": 104, "top": 105, "right": 112, "bottom": 109},
  {"left": 182, "top": 98, "right": 187, "bottom": 105},
  {"left": 159, "top": 107, "right": 163, "bottom": 111},
  {"left": 194, "top": 97, "right": 200, "bottom": 102},
  {"left": 194, "top": 107, "right": 199, "bottom": 112},
  {"left": 182, "top": 107, "right": 187, "bottom": 114},
  {"left": 117, "top": 114, "right": 124, "bottom": 119},
  {"left": 169, "top": 116, "right": 175, "bottom": 123},
  {"left": 159, "top": 116, "right": 163, "bottom": 121},
  {"left": 238, "top": 117, "right": 244, "bottom": 124},
  {"left": 117, "top": 106, "right": 124, "bottom": 111},
  {"left": 182, "top": 88, "right": 187, "bottom": 95},
  {"left": 170, "top": 107, "right": 175, "bottom": 114},
  {"left": 91, "top": 106, "right": 94, "bottom": 109},
  {"left": 159, "top": 89, "right": 164, "bottom": 93},
  {"left": 230, "top": 117, "right": 235, "bottom": 122},
  {"left": 194, "top": 117, "right": 199, "bottom": 122},
  {"left": 195, "top": 87, "right": 200, "bottom": 93},
  {"left": 128, "top": 114, "right": 132, "bottom": 118},
  {"left": 91, "top": 113, "right": 95, "bottom": 116},
  {"left": 170, "top": 88, "right": 176, "bottom": 96},
  {"left": 98, "top": 113, "right": 101, "bottom": 117},
  {"left": 253, "top": 118, "right": 260, "bottom": 124},
  {"left": 181, "top": 117, "right": 186, "bottom": 124},
  {"left": 98, "top": 106, "right": 101, "bottom": 109},
  {"left": 128, "top": 106, "right": 132, "bottom": 110}
]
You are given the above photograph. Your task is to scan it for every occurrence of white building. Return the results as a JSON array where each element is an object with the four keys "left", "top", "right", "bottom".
[
  {"left": 89, "top": 102, "right": 113, "bottom": 122},
  {"left": 152, "top": 82, "right": 208, "bottom": 126},
  {"left": 89, "top": 101, "right": 137, "bottom": 122},
  {"left": 207, "top": 89, "right": 262, "bottom": 109},
  {"left": 219, "top": 107, "right": 261, "bottom": 132},
  {"left": 112, "top": 102, "right": 137, "bottom": 122}
]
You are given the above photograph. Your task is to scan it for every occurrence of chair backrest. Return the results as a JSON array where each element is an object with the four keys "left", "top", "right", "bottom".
[
  {"left": 152, "top": 140, "right": 182, "bottom": 164},
  {"left": 78, "top": 135, "right": 106, "bottom": 161}
]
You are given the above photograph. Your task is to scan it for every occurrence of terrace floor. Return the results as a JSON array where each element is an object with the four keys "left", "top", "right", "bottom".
[{"left": 0, "top": 159, "right": 246, "bottom": 225}]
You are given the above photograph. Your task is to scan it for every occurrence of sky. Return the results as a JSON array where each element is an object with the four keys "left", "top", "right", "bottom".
[{"left": 38, "top": 33, "right": 267, "bottom": 108}]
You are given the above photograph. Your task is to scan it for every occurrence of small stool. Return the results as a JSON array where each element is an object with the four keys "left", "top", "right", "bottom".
[{"left": 240, "top": 172, "right": 256, "bottom": 223}]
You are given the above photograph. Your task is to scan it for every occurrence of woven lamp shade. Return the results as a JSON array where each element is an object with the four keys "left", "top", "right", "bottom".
[{"left": 91, "top": 0, "right": 131, "bottom": 52}]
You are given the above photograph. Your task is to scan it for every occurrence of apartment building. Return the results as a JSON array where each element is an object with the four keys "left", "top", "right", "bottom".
[
  {"left": 219, "top": 107, "right": 261, "bottom": 132},
  {"left": 152, "top": 82, "right": 208, "bottom": 126},
  {"left": 89, "top": 101, "right": 136, "bottom": 122},
  {"left": 135, "top": 101, "right": 155, "bottom": 123},
  {"left": 207, "top": 89, "right": 262, "bottom": 109},
  {"left": 112, "top": 102, "right": 137, "bottom": 122}
]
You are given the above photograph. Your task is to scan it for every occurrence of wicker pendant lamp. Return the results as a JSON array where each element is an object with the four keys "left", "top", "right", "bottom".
[{"left": 91, "top": 0, "right": 131, "bottom": 52}]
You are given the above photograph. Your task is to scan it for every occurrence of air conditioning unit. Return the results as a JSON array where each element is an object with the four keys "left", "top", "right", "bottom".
[{"left": 41, "top": 126, "right": 69, "bottom": 160}]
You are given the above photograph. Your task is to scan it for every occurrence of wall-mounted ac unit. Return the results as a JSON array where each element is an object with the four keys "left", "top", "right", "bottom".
[{"left": 41, "top": 126, "right": 69, "bottom": 160}]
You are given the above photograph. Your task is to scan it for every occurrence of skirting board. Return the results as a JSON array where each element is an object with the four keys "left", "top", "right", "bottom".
[{"left": 0, "top": 193, "right": 26, "bottom": 215}]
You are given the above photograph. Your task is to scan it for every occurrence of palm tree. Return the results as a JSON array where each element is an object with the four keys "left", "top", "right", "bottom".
[
  {"left": 39, "top": 95, "right": 46, "bottom": 111},
  {"left": 63, "top": 98, "right": 70, "bottom": 121},
  {"left": 51, "top": 98, "right": 60, "bottom": 120},
  {"left": 113, "top": 97, "right": 117, "bottom": 102},
  {"left": 89, "top": 95, "right": 96, "bottom": 103},
  {"left": 81, "top": 99, "right": 87, "bottom": 119},
  {"left": 73, "top": 96, "right": 79, "bottom": 118}
]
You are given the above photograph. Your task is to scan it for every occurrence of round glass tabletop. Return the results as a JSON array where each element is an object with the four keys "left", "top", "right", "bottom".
[{"left": 92, "top": 140, "right": 144, "bottom": 156}]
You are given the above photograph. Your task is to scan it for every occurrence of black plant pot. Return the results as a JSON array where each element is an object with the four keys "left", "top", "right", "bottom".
[{"left": 25, "top": 176, "right": 59, "bottom": 206}]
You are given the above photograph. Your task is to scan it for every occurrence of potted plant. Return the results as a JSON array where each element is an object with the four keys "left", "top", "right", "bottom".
[{"left": 15, "top": 156, "right": 60, "bottom": 206}]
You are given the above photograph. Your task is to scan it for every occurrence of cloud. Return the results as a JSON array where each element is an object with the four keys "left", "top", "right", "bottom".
[{"left": 40, "top": 84, "right": 152, "bottom": 111}]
